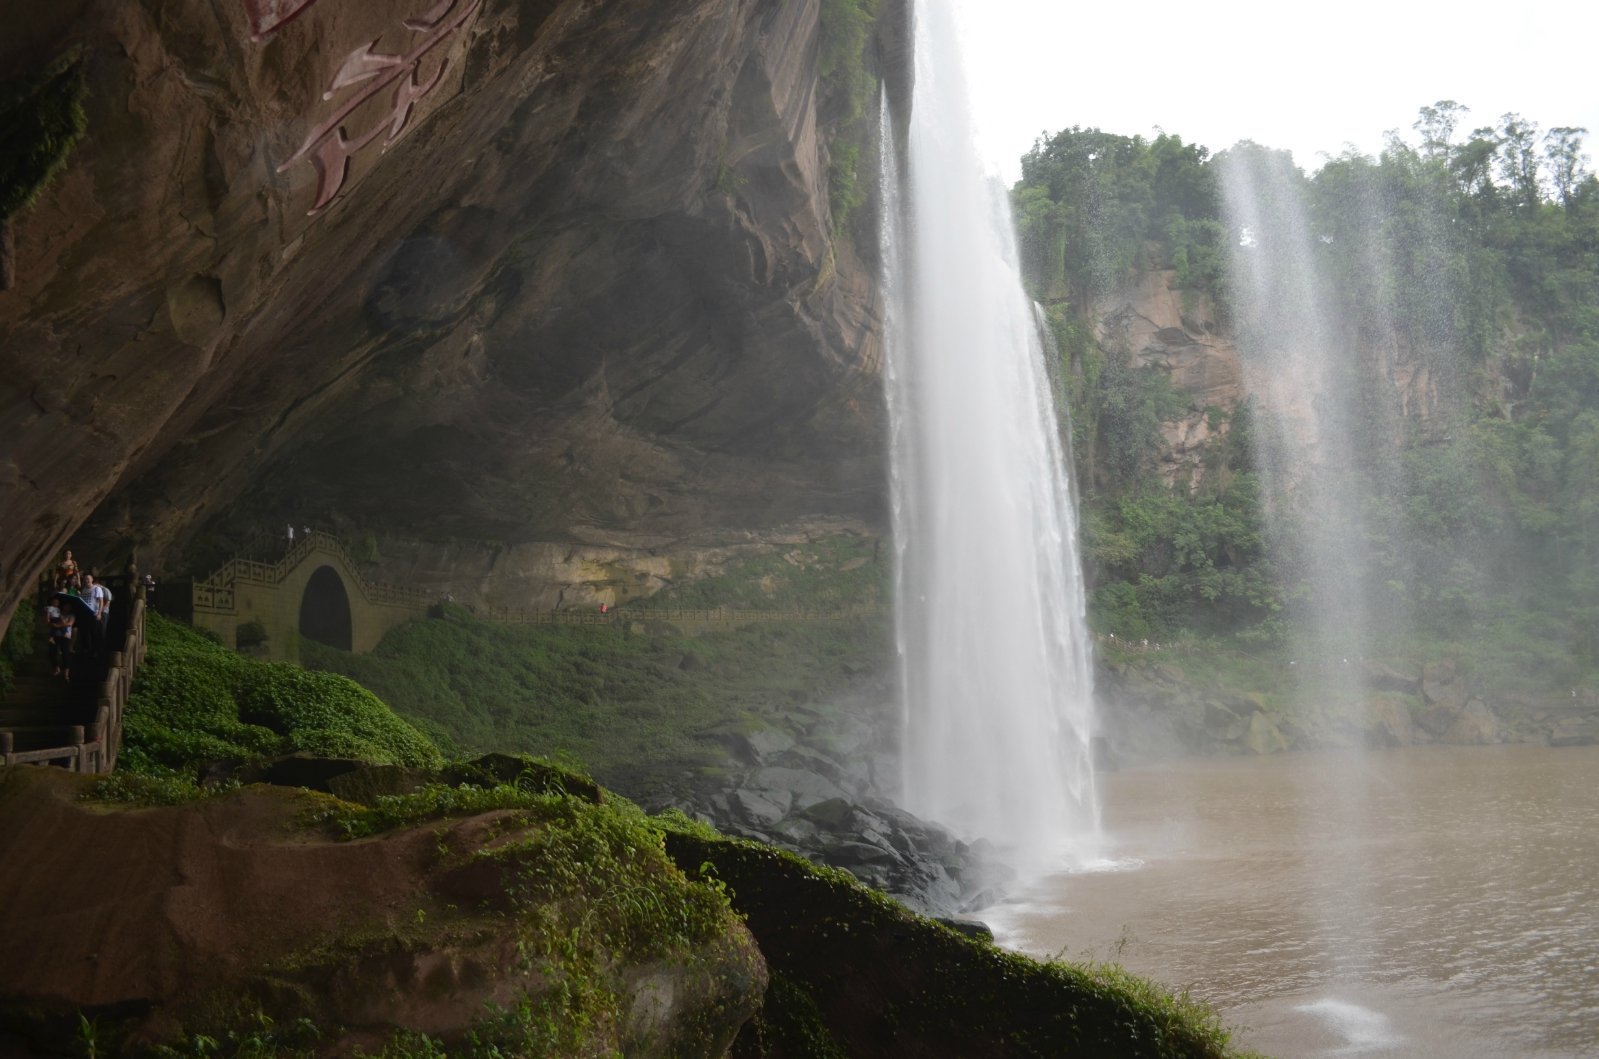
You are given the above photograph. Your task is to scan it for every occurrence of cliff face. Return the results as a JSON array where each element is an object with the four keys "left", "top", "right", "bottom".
[
  {"left": 1092, "top": 267, "right": 1456, "bottom": 493},
  {"left": 1093, "top": 270, "right": 1244, "bottom": 488},
  {"left": 1, "top": 0, "right": 906, "bottom": 625}
]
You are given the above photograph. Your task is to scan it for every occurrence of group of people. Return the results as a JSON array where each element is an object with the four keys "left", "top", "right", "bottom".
[{"left": 42, "top": 549, "right": 113, "bottom": 682}]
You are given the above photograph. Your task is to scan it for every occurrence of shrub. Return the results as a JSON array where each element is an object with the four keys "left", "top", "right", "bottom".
[
  {"left": 0, "top": 49, "right": 88, "bottom": 219},
  {"left": 125, "top": 614, "right": 441, "bottom": 775},
  {"left": 235, "top": 620, "right": 269, "bottom": 648}
]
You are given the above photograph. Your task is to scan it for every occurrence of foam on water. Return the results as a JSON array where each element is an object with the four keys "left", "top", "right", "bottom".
[{"left": 1295, "top": 998, "right": 1402, "bottom": 1055}]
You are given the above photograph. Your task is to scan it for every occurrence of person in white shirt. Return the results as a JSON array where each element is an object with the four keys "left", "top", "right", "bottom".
[{"left": 82, "top": 573, "right": 112, "bottom": 624}]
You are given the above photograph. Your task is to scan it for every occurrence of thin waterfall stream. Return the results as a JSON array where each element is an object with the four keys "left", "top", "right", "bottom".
[{"left": 880, "top": 0, "right": 1099, "bottom": 870}]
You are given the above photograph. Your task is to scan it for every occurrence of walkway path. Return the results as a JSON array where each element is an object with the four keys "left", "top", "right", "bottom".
[{"left": 0, "top": 578, "right": 146, "bottom": 772}]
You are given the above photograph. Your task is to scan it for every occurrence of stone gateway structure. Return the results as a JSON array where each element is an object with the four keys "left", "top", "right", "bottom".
[{"left": 190, "top": 532, "right": 432, "bottom": 662}]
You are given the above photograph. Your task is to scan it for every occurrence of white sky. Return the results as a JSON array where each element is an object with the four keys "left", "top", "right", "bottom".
[{"left": 949, "top": 0, "right": 1599, "bottom": 183}]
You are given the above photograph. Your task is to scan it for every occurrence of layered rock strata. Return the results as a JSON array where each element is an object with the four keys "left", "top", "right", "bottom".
[{"left": 1, "top": 0, "right": 909, "bottom": 628}]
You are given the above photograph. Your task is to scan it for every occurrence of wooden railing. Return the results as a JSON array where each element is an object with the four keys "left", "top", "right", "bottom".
[{"left": 1, "top": 586, "right": 146, "bottom": 773}]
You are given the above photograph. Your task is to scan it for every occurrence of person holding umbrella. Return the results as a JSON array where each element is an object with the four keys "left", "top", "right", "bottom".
[
  {"left": 44, "top": 596, "right": 74, "bottom": 679},
  {"left": 54, "top": 591, "right": 101, "bottom": 662}
]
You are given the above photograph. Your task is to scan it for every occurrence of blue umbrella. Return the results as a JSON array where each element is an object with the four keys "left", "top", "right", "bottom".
[{"left": 52, "top": 592, "right": 101, "bottom": 658}]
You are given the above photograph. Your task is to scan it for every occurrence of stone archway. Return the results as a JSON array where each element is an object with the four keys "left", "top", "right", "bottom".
[{"left": 298, "top": 564, "right": 353, "bottom": 650}]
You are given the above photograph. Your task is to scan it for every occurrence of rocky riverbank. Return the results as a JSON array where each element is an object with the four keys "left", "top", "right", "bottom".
[
  {"left": 642, "top": 676, "right": 1011, "bottom": 922},
  {"left": 1097, "top": 650, "right": 1599, "bottom": 766}
]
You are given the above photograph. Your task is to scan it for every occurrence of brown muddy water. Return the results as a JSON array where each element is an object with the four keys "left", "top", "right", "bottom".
[{"left": 990, "top": 745, "right": 1599, "bottom": 1058}]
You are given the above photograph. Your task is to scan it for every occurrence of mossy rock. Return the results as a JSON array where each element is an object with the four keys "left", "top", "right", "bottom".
[
  {"left": 444, "top": 752, "right": 604, "bottom": 803},
  {"left": 2, "top": 769, "right": 763, "bottom": 1057},
  {"left": 663, "top": 831, "right": 1254, "bottom": 1058}
]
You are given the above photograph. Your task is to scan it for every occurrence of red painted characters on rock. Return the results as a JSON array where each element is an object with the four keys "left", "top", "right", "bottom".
[
  {"left": 276, "top": 0, "right": 482, "bottom": 215},
  {"left": 241, "top": 0, "right": 323, "bottom": 41}
]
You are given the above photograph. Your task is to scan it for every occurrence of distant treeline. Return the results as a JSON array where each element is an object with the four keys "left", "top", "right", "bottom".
[{"left": 1013, "top": 106, "right": 1599, "bottom": 688}]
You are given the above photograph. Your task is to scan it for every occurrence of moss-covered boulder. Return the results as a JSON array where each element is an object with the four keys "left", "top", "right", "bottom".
[
  {"left": 0, "top": 768, "right": 763, "bottom": 1057},
  {"left": 663, "top": 830, "right": 1255, "bottom": 1059}
]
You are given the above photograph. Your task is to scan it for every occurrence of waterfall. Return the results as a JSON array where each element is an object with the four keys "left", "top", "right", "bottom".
[
  {"left": 1217, "top": 146, "right": 1373, "bottom": 699},
  {"left": 1218, "top": 145, "right": 1382, "bottom": 984},
  {"left": 879, "top": 0, "right": 1099, "bottom": 868}
]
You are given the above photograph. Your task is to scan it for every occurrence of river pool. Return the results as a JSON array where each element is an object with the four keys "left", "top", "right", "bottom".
[{"left": 989, "top": 745, "right": 1599, "bottom": 1058}]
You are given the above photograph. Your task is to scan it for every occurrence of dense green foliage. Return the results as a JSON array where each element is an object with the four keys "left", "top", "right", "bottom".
[
  {"left": 84, "top": 771, "right": 225, "bottom": 806},
  {"left": 817, "top": 0, "right": 881, "bottom": 233},
  {"left": 1015, "top": 109, "right": 1599, "bottom": 686},
  {"left": 300, "top": 606, "right": 887, "bottom": 794},
  {"left": 1016, "top": 129, "right": 1223, "bottom": 308},
  {"left": 817, "top": 0, "right": 880, "bottom": 126},
  {"left": 124, "top": 613, "right": 442, "bottom": 774},
  {"left": 0, "top": 604, "right": 35, "bottom": 697},
  {"left": 0, "top": 50, "right": 87, "bottom": 218}
]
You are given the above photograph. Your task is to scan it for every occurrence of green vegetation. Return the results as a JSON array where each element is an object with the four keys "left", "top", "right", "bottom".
[
  {"left": 0, "top": 603, "right": 35, "bottom": 697},
  {"left": 63, "top": 579, "right": 1256, "bottom": 1056},
  {"left": 0, "top": 49, "right": 88, "bottom": 219},
  {"left": 300, "top": 605, "right": 888, "bottom": 794},
  {"left": 817, "top": 0, "right": 880, "bottom": 127},
  {"left": 123, "top": 613, "right": 442, "bottom": 775},
  {"left": 83, "top": 771, "right": 222, "bottom": 807},
  {"left": 1085, "top": 469, "right": 1275, "bottom": 643},
  {"left": 1015, "top": 129, "right": 1222, "bottom": 308},
  {"left": 817, "top": 0, "right": 881, "bottom": 233},
  {"left": 306, "top": 775, "right": 593, "bottom": 840},
  {"left": 829, "top": 139, "right": 868, "bottom": 233},
  {"left": 235, "top": 619, "right": 269, "bottom": 649},
  {"left": 1015, "top": 109, "right": 1599, "bottom": 690}
]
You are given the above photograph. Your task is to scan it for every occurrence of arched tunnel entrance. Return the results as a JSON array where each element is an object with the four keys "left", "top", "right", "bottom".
[{"left": 299, "top": 565, "right": 353, "bottom": 650}]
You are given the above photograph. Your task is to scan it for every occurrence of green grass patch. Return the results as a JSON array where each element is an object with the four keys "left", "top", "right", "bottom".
[
  {"left": 1112, "top": 637, "right": 1296, "bottom": 710},
  {"left": 81, "top": 771, "right": 223, "bottom": 807},
  {"left": 299, "top": 608, "right": 889, "bottom": 795},
  {"left": 307, "top": 782, "right": 572, "bottom": 840},
  {"left": 125, "top": 613, "right": 442, "bottom": 775}
]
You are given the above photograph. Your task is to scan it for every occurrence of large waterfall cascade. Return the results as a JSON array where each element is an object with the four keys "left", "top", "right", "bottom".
[{"left": 880, "top": 0, "right": 1099, "bottom": 868}]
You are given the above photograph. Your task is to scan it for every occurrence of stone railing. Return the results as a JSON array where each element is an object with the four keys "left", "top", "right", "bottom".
[
  {"left": 194, "top": 533, "right": 886, "bottom": 628},
  {"left": 476, "top": 603, "right": 890, "bottom": 626},
  {"left": 0, "top": 585, "right": 146, "bottom": 773},
  {"left": 193, "top": 531, "right": 433, "bottom": 614}
]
